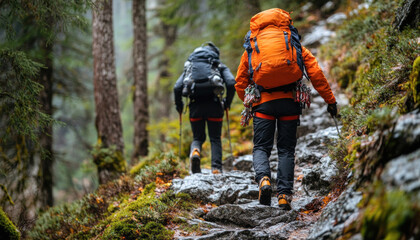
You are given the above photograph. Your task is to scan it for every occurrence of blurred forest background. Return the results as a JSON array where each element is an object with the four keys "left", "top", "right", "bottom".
[
  {"left": 0, "top": 0, "right": 305, "bottom": 228},
  {"left": 1, "top": 0, "right": 419, "bottom": 239}
]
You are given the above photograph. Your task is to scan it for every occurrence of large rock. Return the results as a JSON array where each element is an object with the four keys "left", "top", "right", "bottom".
[
  {"left": 265, "top": 221, "right": 313, "bottom": 240},
  {"left": 355, "top": 110, "right": 420, "bottom": 182},
  {"left": 233, "top": 155, "right": 253, "bottom": 172},
  {"left": 326, "top": 12, "right": 347, "bottom": 26},
  {"left": 171, "top": 171, "right": 258, "bottom": 205},
  {"left": 381, "top": 148, "right": 420, "bottom": 198},
  {"left": 386, "top": 109, "right": 420, "bottom": 158},
  {"left": 301, "top": 22, "right": 334, "bottom": 48},
  {"left": 307, "top": 184, "right": 362, "bottom": 240},
  {"left": 298, "top": 95, "right": 335, "bottom": 137},
  {"left": 204, "top": 201, "right": 298, "bottom": 228},
  {"left": 296, "top": 127, "right": 339, "bottom": 165},
  {"left": 178, "top": 229, "right": 270, "bottom": 240},
  {"left": 393, "top": 0, "right": 420, "bottom": 31},
  {"left": 302, "top": 156, "right": 339, "bottom": 196}
]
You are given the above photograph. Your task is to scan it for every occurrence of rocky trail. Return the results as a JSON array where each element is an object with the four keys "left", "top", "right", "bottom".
[{"left": 170, "top": 91, "right": 362, "bottom": 239}]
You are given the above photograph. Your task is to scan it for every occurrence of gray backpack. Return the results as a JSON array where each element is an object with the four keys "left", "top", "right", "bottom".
[{"left": 181, "top": 42, "right": 224, "bottom": 98}]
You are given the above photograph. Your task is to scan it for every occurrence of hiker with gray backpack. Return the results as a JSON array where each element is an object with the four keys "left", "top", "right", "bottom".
[
  {"left": 174, "top": 42, "right": 236, "bottom": 174},
  {"left": 235, "top": 9, "right": 338, "bottom": 210}
]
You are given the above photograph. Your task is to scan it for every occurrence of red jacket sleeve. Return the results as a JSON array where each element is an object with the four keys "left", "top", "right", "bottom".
[
  {"left": 302, "top": 46, "right": 336, "bottom": 104},
  {"left": 234, "top": 51, "right": 250, "bottom": 102}
]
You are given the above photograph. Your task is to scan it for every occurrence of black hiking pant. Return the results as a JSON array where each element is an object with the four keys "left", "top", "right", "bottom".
[
  {"left": 252, "top": 98, "right": 301, "bottom": 195},
  {"left": 189, "top": 98, "right": 224, "bottom": 170}
]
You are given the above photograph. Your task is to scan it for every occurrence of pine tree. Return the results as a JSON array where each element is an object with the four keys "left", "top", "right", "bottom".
[{"left": 1, "top": 0, "right": 91, "bottom": 231}]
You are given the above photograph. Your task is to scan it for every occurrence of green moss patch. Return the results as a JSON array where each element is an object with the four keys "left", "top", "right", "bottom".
[
  {"left": 92, "top": 143, "right": 126, "bottom": 173},
  {"left": 99, "top": 183, "right": 195, "bottom": 239},
  {"left": 0, "top": 207, "right": 20, "bottom": 240},
  {"left": 132, "top": 153, "right": 187, "bottom": 184},
  {"left": 410, "top": 56, "right": 420, "bottom": 105}
]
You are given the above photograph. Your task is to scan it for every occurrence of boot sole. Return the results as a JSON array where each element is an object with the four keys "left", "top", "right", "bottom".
[
  {"left": 259, "top": 185, "right": 272, "bottom": 206},
  {"left": 278, "top": 203, "right": 292, "bottom": 210},
  {"left": 191, "top": 156, "right": 201, "bottom": 174}
]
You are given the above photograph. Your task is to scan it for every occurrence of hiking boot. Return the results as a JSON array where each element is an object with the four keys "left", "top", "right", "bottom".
[
  {"left": 212, "top": 168, "right": 222, "bottom": 174},
  {"left": 277, "top": 194, "right": 292, "bottom": 210},
  {"left": 258, "top": 176, "right": 272, "bottom": 206},
  {"left": 190, "top": 148, "right": 201, "bottom": 174}
]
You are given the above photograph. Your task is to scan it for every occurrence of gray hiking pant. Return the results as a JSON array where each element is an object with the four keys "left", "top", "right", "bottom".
[{"left": 252, "top": 98, "right": 300, "bottom": 195}]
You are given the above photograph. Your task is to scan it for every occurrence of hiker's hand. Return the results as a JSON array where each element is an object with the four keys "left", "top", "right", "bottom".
[
  {"left": 327, "top": 103, "right": 337, "bottom": 117},
  {"left": 176, "top": 103, "right": 184, "bottom": 114},
  {"left": 222, "top": 99, "right": 229, "bottom": 110}
]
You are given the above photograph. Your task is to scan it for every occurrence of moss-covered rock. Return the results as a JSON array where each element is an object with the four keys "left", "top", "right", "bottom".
[
  {"left": 92, "top": 143, "right": 126, "bottom": 173},
  {"left": 100, "top": 182, "right": 194, "bottom": 239},
  {"left": 410, "top": 56, "right": 420, "bottom": 105},
  {"left": 132, "top": 155, "right": 185, "bottom": 185},
  {"left": 361, "top": 188, "right": 420, "bottom": 240},
  {"left": 0, "top": 207, "right": 20, "bottom": 240},
  {"left": 29, "top": 176, "right": 135, "bottom": 240}
]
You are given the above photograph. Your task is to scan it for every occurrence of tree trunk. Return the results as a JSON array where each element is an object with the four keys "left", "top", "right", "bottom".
[
  {"left": 154, "top": 21, "right": 177, "bottom": 120},
  {"left": 131, "top": 0, "right": 149, "bottom": 164},
  {"left": 92, "top": 0, "right": 125, "bottom": 184},
  {"left": 245, "top": 0, "right": 261, "bottom": 15},
  {"left": 38, "top": 39, "right": 54, "bottom": 208}
]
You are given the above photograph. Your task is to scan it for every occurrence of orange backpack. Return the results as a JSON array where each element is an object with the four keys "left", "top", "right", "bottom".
[{"left": 244, "top": 8, "right": 305, "bottom": 89}]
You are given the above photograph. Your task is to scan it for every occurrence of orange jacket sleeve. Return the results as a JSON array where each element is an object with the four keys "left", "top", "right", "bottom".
[
  {"left": 302, "top": 46, "right": 336, "bottom": 104},
  {"left": 234, "top": 51, "right": 250, "bottom": 102}
]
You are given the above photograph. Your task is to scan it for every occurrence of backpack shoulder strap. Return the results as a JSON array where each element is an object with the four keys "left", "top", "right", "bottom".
[
  {"left": 289, "top": 25, "right": 309, "bottom": 80},
  {"left": 243, "top": 30, "right": 255, "bottom": 84}
]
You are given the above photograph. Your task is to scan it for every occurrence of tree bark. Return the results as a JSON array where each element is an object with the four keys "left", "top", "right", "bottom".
[
  {"left": 131, "top": 0, "right": 149, "bottom": 163},
  {"left": 245, "top": 0, "right": 261, "bottom": 15},
  {"left": 92, "top": 0, "right": 125, "bottom": 184},
  {"left": 38, "top": 39, "right": 54, "bottom": 208},
  {"left": 154, "top": 20, "right": 177, "bottom": 120}
]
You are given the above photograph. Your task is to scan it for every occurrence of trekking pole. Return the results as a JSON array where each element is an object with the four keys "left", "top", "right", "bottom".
[
  {"left": 179, "top": 112, "right": 182, "bottom": 159},
  {"left": 332, "top": 116, "right": 342, "bottom": 139},
  {"left": 225, "top": 108, "right": 233, "bottom": 156}
]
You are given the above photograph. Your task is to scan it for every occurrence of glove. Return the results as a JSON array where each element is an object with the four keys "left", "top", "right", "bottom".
[
  {"left": 327, "top": 103, "right": 338, "bottom": 117},
  {"left": 176, "top": 102, "right": 184, "bottom": 114}
]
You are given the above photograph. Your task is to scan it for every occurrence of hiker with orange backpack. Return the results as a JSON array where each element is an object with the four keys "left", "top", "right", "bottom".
[
  {"left": 235, "top": 9, "right": 338, "bottom": 209},
  {"left": 174, "top": 42, "right": 236, "bottom": 174}
]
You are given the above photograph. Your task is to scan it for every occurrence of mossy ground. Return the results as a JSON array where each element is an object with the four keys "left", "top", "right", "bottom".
[{"left": 29, "top": 154, "right": 202, "bottom": 239}]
